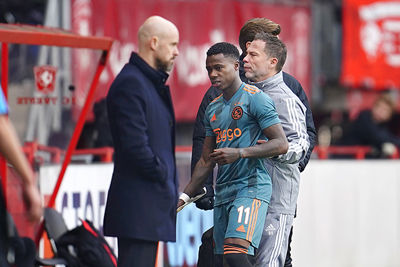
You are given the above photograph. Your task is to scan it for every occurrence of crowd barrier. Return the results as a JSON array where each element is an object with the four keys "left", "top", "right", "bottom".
[
  {"left": 313, "top": 145, "right": 400, "bottom": 159},
  {"left": 20, "top": 143, "right": 400, "bottom": 166}
]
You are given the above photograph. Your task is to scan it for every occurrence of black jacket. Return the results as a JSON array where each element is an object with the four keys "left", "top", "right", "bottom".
[{"left": 104, "top": 52, "right": 178, "bottom": 241}]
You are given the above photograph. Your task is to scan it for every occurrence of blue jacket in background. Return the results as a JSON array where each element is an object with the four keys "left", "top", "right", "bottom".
[{"left": 104, "top": 52, "right": 178, "bottom": 242}]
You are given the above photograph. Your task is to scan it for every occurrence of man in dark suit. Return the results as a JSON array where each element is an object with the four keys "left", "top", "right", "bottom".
[{"left": 103, "top": 16, "right": 179, "bottom": 267}]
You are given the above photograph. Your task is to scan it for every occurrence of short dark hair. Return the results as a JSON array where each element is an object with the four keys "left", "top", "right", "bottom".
[
  {"left": 253, "top": 32, "right": 287, "bottom": 72},
  {"left": 239, "top": 18, "right": 281, "bottom": 52},
  {"left": 206, "top": 42, "right": 240, "bottom": 61}
]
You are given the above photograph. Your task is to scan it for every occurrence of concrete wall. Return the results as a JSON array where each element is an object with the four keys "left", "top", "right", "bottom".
[{"left": 293, "top": 160, "right": 400, "bottom": 267}]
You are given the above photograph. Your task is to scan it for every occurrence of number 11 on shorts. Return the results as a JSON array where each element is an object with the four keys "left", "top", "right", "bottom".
[{"left": 237, "top": 205, "right": 250, "bottom": 225}]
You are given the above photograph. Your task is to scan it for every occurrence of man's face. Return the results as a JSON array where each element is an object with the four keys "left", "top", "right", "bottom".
[
  {"left": 372, "top": 100, "right": 393, "bottom": 123},
  {"left": 154, "top": 30, "right": 179, "bottom": 72},
  {"left": 206, "top": 53, "right": 239, "bottom": 91},
  {"left": 243, "top": 40, "right": 274, "bottom": 82}
]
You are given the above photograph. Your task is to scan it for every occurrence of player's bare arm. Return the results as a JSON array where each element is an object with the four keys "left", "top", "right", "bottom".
[
  {"left": 210, "top": 123, "right": 288, "bottom": 165},
  {"left": 0, "top": 116, "right": 43, "bottom": 222},
  {"left": 177, "top": 136, "right": 216, "bottom": 209}
]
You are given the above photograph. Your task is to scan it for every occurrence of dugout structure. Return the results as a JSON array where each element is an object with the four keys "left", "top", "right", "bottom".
[{"left": 0, "top": 23, "right": 113, "bottom": 244}]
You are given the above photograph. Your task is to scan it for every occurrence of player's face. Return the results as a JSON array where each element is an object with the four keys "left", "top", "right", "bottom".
[
  {"left": 154, "top": 29, "right": 179, "bottom": 73},
  {"left": 243, "top": 40, "right": 275, "bottom": 82},
  {"left": 206, "top": 54, "right": 239, "bottom": 91}
]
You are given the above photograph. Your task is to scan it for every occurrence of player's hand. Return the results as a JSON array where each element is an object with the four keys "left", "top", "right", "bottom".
[
  {"left": 256, "top": 139, "right": 267, "bottom": 145},
  {"left": 177, "top": 199, "right": 185, "bottom": 210},
  {"left": 22, "top": 182, "right": 43, "bottom": 222},
  {"left": 195, "top": 185, "right": 214, "bottom": 210},
  {"left": 210, "top": 148, "right": 240, "bottom": 165}
]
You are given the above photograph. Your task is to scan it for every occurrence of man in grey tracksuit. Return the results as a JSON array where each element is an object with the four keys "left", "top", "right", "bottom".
[{"left": 244, "top": 33, "right": 309, "bottom": 266}]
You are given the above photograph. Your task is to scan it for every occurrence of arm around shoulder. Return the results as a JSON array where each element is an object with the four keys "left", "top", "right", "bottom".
[
  {"left": 282, "top": 73, "right": 317, "bottom": 170},
  {"left": 240, "top": 123, "right": 288, "bottom": 159}
]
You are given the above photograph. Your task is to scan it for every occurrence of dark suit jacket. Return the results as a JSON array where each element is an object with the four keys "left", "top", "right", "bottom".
[{"left": 103, "top": 52, "right": 178, "bottom": 242}]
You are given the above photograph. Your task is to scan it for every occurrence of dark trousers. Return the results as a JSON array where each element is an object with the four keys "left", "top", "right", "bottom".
[{"left": 117, "top": 238, "right": 158, "bottom": 267}]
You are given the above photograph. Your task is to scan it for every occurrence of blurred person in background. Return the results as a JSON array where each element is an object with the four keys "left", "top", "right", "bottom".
[
  {"left": 103, "top": 16, "right": 179, "bottom": 267},
  {"left": 193, "top": 18, "right": 316, "bottom": 267},
  {"left": 0, "top": 85, "right": 43, "bottom": 266},
  {"left": 339, "top": 93, "right": 400, "bottom": 157}
]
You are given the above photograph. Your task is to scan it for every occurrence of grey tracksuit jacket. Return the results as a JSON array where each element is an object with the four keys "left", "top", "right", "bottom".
[{"left": 251, "top": 71, "right": 309, "bottom": 215}]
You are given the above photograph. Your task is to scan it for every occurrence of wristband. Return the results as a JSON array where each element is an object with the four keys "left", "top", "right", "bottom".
[{"left": 179, "top": 193, "right": 190, "bottom": 203}]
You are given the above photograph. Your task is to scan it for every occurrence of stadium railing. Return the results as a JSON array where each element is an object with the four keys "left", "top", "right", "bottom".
[
  {"left": 313, "top": 145, "right": 399, "bottom": 159},
  {"left": 21, "top": 142, "right": 400, "bottom": 164},
  {"left": 22, "top": 141, "right": 114, "bottom": 165}
]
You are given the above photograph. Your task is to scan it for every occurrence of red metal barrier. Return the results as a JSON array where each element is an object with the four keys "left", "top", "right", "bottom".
[
  {"left": 177, "top": 145, "right": 399, "bottom": 160},
  {"left": 175, "top": 146, "right": 192, "bottom": 153},
  {"left": 314, "top": 146, "right": 372, "bottom": 159},
  {"left": 73, "top": 147, "right": 113, "bottom": 162},
  {"left": 314, "top": 146, "right": 399, "bottom": 159},
  {"left": 390, "top": 147, "right": 400, "bottom": 159},
  {"left": 23, "top": 143, "right": 400, "bottom": 162},
  {"left": 23, "top": 141, "right": 114, "bottom": 164}
]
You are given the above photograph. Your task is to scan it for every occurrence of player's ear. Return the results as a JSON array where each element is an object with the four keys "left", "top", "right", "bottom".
[{"left": 234, "top": 60, "right": 239, "bottom": 70}]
